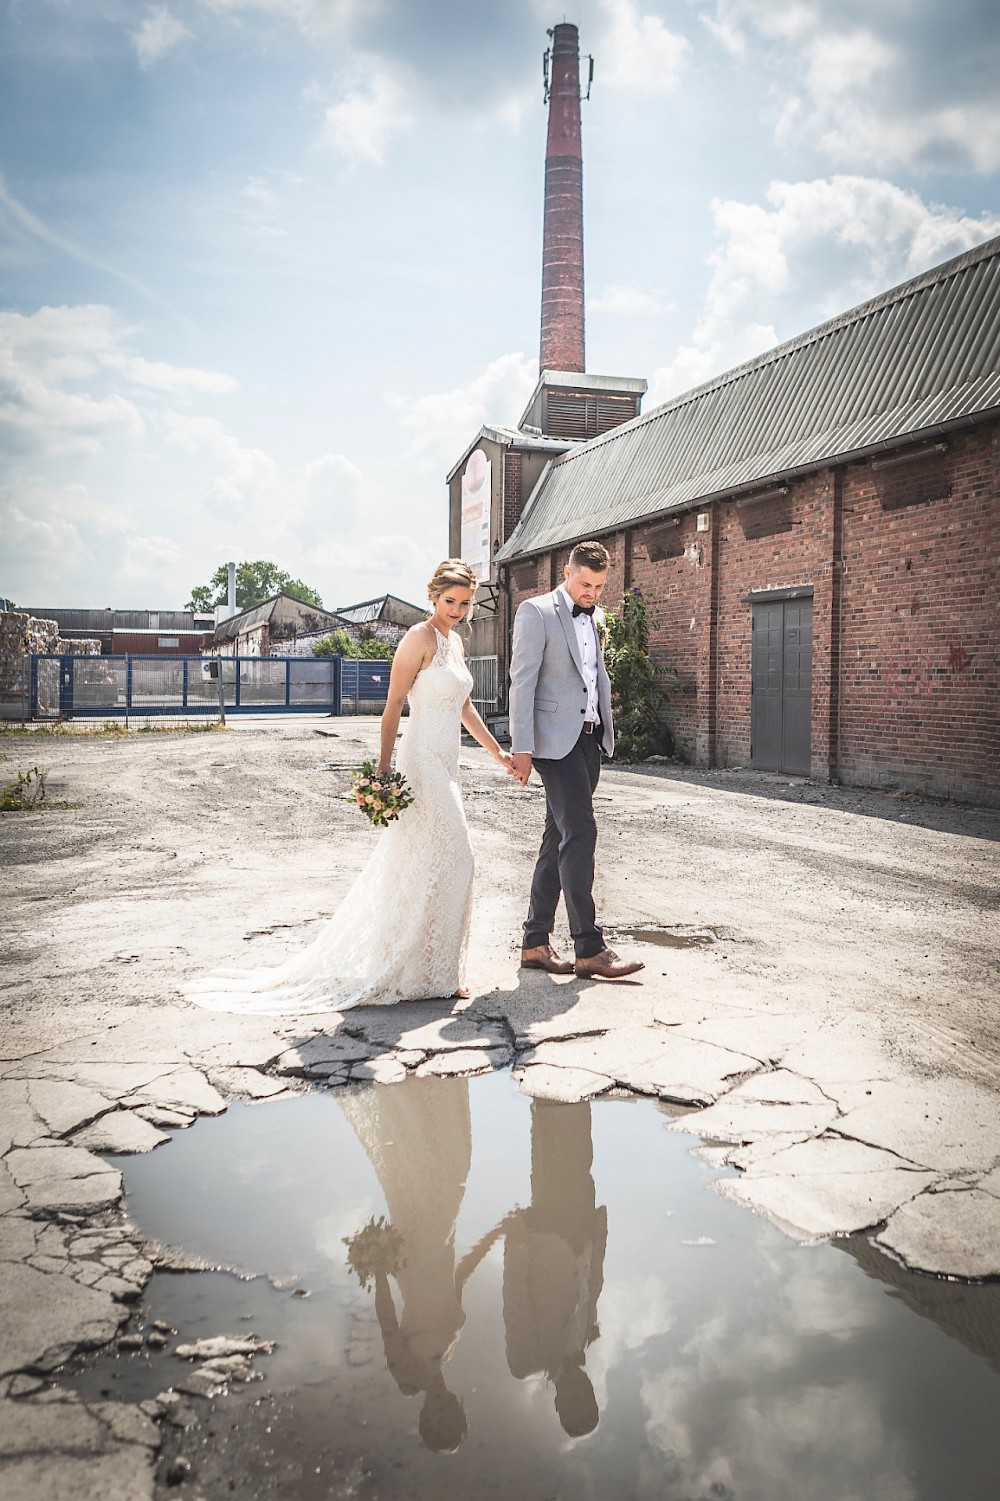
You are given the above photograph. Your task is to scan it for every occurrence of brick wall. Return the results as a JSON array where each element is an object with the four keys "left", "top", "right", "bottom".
[
  {"left": 714, "top": 473, "right": 834, "bottom": 774},
  {"left": 500, "top": 421, "right": 999, "bottom": 803},
  {"left": 629, "top": 515, "right": 707, "bottom": 762},
  {"left": 502, "top": 451, "right": 523, "bottom": 540},
  {"left": 837, "top": 428, "right": 999, "bottom": 801}
]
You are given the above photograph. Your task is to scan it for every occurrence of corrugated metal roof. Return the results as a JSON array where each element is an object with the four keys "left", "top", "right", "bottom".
[
  {"left": 211, "top": 594, "right": 344, "bottom": 643},
  {"left": 23, "top": 608, "right": 195, "bottom": 630},
  {"left": 335, "top": 594, "right": 424, "bottom": 625},
  {"left": 496, "top": 235, "right": 1000, "bottom": 561},
  {"left": 445, "top": 424, "right": 576, "bottom": 483}
]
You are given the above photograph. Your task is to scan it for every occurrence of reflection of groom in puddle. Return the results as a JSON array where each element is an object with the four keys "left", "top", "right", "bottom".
[
  {"left": 340, "top": 1076, "right": 471, "bottom": 1453},
  {"left": 502, "top": 1100, "right": 607, "bottom": 1436}
]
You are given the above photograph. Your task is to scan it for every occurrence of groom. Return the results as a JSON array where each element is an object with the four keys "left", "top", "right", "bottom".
[{"left": 509, "top": 540, "right": 644, "bottom": 981}]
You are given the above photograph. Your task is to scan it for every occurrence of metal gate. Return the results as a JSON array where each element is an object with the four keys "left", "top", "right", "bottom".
[
  {"left": 17, "top": 655, "right": 391, "bottom": 721},
  {"left": 340, "top": 659, "right": 392, "bottom": 715},
  {"left": 750, "top": 597, "right": 813, "bottom": 773},
  {"left": 468, "top": 655, "right": 499, "bottom": 717}
]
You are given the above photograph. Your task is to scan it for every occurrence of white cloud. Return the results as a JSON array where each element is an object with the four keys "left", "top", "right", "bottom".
[
  {"left": 391, "top": 351, "right": 536, "bottom": 472},
  {"left": 161, "top": 411, "right": 280, "bottom": 510},
  {"left": 703, "top": 0, "right": 1000, "bottom": 172},
  {"left": 598, "top": 0, "right": 690, "bottom": 93},
  {"left": 648, "top": 175, "right": 1000, "bottom": 406},
  {"left": 303, "top": 452, "right": 364, "bottom": 529},
  {"left": 201, "top": 0, "right": 344, "bottom": 26},
  {"left": 590, "top": 283, "right": 669, "bottom": 316},
  {"left": 0, "top": 305, "right": 237, "bottom": 460},
  {"left": 110, "top": 355, "right": 239, "bottom": 395},
  {"left": 320, "top": 65, "right": 414, "bottom": 166},
  {"left": 2, "top": 500, "right": 88, "bottom": 571},
  {"left": 2, "top": 481, "right": 139, "bottom": 600},
  {"left": 0, "top": 302, "right": 436, "bottom": 613},
  {"left": 132, "top": 6, "right": 193, "bottom": 69},
  {"left": 0, "top": 350, "right": 146, "bottom": 459},
  {"left": 116, "top": 533, "right": 184, "bottom": 588}
]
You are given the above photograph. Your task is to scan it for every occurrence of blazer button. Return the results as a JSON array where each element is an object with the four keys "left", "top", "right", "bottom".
[{"left": 580, "top": 708, "right": 585, "bottom": 714}]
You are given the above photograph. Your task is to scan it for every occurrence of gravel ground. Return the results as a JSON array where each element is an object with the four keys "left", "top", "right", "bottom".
[{"left": 2, "top": 716, "right": 997, "bottom": 1074}]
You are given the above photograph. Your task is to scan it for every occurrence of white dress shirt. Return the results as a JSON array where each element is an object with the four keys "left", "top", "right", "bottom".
[{"left": 559, "top": 585, "right": 600, "bottom": 724}]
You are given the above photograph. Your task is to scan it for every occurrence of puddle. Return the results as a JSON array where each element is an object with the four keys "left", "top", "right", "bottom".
[
  {"left": 67, "top": 1073, "right": 1000, "bottom": 1500},
  {"left": 608, "top": 925, "right": 717, "bottom": 948}
]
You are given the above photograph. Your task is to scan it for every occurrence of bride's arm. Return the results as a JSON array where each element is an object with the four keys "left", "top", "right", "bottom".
[
  {"left": 377, "top": 626, "right": 432, "bottom": 773},
  {"left": 461, "top": 697, "right": 514, "bottom": 772}
]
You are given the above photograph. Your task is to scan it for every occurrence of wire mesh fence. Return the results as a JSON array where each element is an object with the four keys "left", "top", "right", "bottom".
[{"left": 8, "top": 655, "right": 394, "bottom": 721}]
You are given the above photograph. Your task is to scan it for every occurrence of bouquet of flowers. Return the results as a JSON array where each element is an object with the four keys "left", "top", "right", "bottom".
[
  {"left": 351, "top": 759, "right": 415, "bottom": 826},
  {"left": 343, "top": 1214, "right": 406, "bottom": 1289}
]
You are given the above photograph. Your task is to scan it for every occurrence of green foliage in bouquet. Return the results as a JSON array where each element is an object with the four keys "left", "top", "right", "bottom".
[
  {"left": 343, "top": 1215, "right": 406, "bottom": 1289},
  {"left": 352, "top": 760, "right": 415, "bottom": 826},
  {"left": 602, "top": 590, "right": 679, "bottom": 762}
]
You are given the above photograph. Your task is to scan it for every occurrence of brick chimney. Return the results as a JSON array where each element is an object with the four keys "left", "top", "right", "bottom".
[{"left": 540, "top": 22, "right": 585, "bottom": 374}]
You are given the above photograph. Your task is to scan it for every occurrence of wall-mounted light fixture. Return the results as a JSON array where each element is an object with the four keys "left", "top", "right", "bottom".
[{"left": 736, "top": 485, "right": 789, "bottom": 508}]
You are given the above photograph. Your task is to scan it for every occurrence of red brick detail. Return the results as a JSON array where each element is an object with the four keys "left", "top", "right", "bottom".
[
  {"left": 540, "top": 24, "right": 584, "bottom": 374},
  {"left": 502, "top": 451, "right": 523, "bottom": 542}
]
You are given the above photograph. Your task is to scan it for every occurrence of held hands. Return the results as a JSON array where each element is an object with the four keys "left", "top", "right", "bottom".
[{"left": 510, "top": 752, "right": 533, "bottom": 787}]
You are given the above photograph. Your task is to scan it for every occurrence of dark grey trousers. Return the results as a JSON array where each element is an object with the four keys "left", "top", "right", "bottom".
[{"left": 523, "top": 727, "right": 604, "bottom": 959}]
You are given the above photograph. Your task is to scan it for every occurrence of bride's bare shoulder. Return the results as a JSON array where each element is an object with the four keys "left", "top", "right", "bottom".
[{"left": 401, "top": 621, "right": 436, "bottom": 661}]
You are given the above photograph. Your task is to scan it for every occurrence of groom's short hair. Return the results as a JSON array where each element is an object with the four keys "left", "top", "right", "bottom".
[{"left": 568, "top": 540, "right": 610, "bottom": 573}]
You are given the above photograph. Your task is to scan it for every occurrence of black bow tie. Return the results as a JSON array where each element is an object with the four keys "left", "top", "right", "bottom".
[{"left": 572, "top": 602, "right": 595, "bottom": 618}]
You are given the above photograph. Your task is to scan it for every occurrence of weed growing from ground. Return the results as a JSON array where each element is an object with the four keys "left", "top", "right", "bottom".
[
  {"left": 0, "top": 721, "right": 227, "bottom": 738},
  {"left": 0, "top": 764, "right": 48, "bottom": 811}
]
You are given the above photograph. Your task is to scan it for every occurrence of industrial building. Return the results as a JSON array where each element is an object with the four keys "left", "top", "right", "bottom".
[{"left": 449, "top": 21, "right": 999, "bottom": 806}]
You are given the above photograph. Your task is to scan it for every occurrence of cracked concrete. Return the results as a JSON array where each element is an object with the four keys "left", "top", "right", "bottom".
[{"left": 1, "top": 716, "right": 998, "bottom": 1496}]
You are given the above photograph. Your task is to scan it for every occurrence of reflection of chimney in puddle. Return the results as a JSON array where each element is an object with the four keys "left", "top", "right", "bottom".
[{"left": 540, "top": 22, "right": 586, "bottom": 375}]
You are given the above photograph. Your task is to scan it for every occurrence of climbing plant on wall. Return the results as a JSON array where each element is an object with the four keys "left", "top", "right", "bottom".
[{"left": 602, "top": 589, "right": 677, "bottom": 762}]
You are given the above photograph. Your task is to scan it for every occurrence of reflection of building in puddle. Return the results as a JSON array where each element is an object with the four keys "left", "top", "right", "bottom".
[
  {"left": 839, "top": 1235, "right": 1000, "bottom": 1374},
  {"left": 339, "top": 1077, "right": 472, "bottom": 1452},
  {"left": 501, "top": 1100, "right": 607, "bottom": 1437}
]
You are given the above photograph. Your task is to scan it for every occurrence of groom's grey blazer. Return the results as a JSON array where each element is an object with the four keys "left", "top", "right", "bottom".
[{"left": 509, "top": 588, "right": 615, "bottom": 760}]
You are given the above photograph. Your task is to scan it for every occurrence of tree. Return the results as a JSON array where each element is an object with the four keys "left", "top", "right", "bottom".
[
  {"left": 312, "top": 628, "right": 394, "bottom": 661},
  {"left": 186, "top": 561, "right": 323, "bottom": 613}
]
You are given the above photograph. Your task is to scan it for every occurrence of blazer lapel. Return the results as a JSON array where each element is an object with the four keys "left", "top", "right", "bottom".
[{"left": 554, "top": 589, "right": 586, "bottom": 683}]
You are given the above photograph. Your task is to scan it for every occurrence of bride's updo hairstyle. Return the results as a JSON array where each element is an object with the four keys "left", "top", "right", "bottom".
[{"left": 427, "top": 559, "right": 477, "bottom": 623}]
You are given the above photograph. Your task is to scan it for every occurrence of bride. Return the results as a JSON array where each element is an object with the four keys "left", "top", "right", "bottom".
[{"left": 184, "top": 560, "right": 513, "bottom": 1015}]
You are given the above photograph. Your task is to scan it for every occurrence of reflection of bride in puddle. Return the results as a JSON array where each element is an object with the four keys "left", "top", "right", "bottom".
[{"left": 340, "top": 1076, "right": 472, "bottom": 1453}]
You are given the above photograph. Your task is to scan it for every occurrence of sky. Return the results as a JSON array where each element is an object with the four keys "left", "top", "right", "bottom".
[{"left": 2, "top": 0, "right": 1000, "bottom": 614}]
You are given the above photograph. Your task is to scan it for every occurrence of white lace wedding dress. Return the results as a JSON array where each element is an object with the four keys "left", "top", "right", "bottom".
[{"left": 184, "top": 626, "right": 475, "bottom": 1015}]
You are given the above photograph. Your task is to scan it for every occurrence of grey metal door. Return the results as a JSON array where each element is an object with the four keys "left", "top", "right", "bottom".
[{"left": 751, "top": 598, "right": 812, "bottom": 773}]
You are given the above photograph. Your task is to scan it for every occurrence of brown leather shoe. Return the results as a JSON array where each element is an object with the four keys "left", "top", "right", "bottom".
[
  {"left": 574, "top": 948, "right": 645, "bottom": 980},
  {"left": 521, "top": 943, "right": 574, "bottom": 975}
]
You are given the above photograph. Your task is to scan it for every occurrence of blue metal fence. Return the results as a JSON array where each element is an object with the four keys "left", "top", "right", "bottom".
[{"left": 20, "top": 655, "right": 392, "bottom": 720}]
